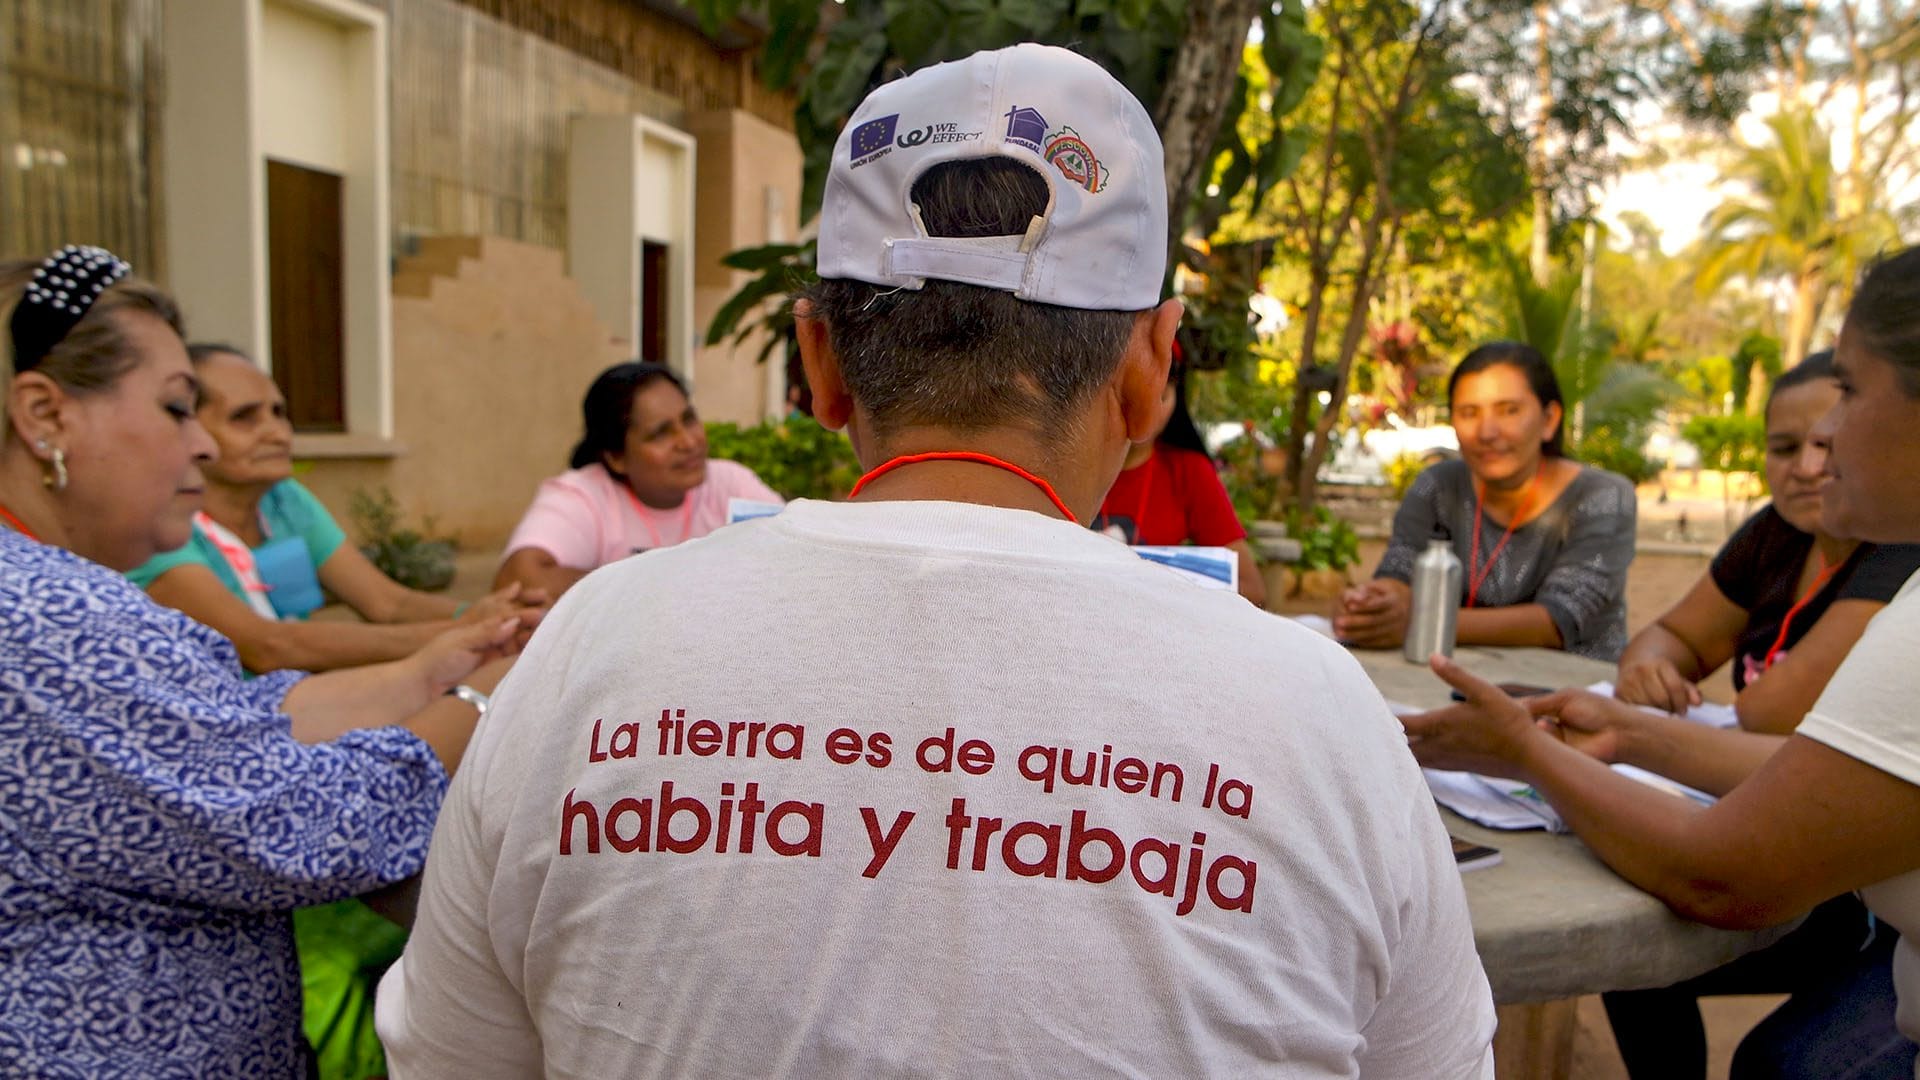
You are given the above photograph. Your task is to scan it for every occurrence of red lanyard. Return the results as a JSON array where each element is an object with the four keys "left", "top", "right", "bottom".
[
  {"left": 0, "top": 503, "right": 39, "bottom": 541},
  {"left": 1466, "top": 473, "right": 1538, "bottom": 608},
  {"left": 1761, "top": 554, "right": 1844, "bottom": 671},
  {"left": 621, "top": 484, "right": 695, "bottom": 551},
  {"left": 850, "top": 451, "right": 1078, "bottom": 524}
]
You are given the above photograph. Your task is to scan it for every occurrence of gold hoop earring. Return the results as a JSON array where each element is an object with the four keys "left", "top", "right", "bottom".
[{"left": 43, "top": 448, "right": 67, "bottom": 493}]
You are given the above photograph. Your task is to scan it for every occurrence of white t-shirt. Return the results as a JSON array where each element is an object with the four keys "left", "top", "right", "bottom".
[
  {"left": 1798, "top": 569, "right": 1920, "bottom": 1061},
  {"left": 379, "top": 500, "right": 1495, "bottom": 1078},
  {"left": 501, "top": 459, "right": 782, "bottom": 570}
]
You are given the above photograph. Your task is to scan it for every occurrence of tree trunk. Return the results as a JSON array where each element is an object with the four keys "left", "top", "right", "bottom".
[
  {"left": 1783, "top": 269, "right": 1823, "bottom": 371},
  {"left": 1286, "top": 271, "right": 1331, "bottom": 508},
  {"left": 1153, "top": 0, "right": 1265, "bottom": 267},
  {"left": 1527, "top": 0, "right": 1554, "bottom": 284}
]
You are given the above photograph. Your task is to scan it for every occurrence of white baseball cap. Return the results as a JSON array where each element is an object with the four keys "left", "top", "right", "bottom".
[{"left": 816, "top": 43, "right": 1167, "bottom": 312}]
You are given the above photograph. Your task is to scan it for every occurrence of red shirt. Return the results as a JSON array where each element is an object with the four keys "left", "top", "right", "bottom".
[{"left": 1095, "top": 445, "right": 1246, "bottom": 547}]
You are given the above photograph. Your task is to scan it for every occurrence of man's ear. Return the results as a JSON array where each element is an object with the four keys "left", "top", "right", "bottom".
[
  {"left": 794, "top": 299, "right": 854, "bottom": 433},
  {"left": 1117, "top": 299, "right": 1183, "bottom": 443}
]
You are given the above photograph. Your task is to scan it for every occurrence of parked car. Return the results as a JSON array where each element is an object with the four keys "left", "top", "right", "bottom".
[{"left": 1201, "top": 418, "right": 1458, "bottom": 488}]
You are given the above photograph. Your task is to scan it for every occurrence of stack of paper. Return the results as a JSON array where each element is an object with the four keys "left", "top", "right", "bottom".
[{"left": 1584, "top": 681, "right": 1740, "bottom": 729}]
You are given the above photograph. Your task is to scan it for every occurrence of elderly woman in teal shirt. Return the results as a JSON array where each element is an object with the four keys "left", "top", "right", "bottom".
[
  {"left": 127, "top": 344, "right": 545, "bottom": 675},
  {"left": 124, "top": 345, "right": 545, "bottom": 1080}
]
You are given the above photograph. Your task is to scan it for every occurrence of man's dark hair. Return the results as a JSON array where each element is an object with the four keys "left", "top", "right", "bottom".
[
  {"left": 804, "top": 158, "right": 1140, "bottom": 438},
  {"left": 1446, "top": 341, "right": 1566, "bottom": 457},
  {"left": 1846, "top": 247, "right": 1920, "bottom": 398}
]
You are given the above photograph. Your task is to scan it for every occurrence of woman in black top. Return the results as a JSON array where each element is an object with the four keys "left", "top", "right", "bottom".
[
  {"left": 1599, "top": 352, "right": 1920, "bottom": 1079},
  {"left": 1617, "top": 351, "right": 1920, "bottom": 734}
]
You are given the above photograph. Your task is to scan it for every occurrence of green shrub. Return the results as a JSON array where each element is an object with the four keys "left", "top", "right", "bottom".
[
  {"left": 1285, "top": 505, "right": 1361, "bottom": 572},
  {"left": 1573, "top": 423, "right": 1660, "bottom": 486},
  {"left": 705, "top": 417, "right": 861, "bottom": 501},
  {"left": 351, "top": 487, "right": 458, "bottom": 592},
  {"left": 1385, "top": 452, "right": 1426, "bottom": 499}
]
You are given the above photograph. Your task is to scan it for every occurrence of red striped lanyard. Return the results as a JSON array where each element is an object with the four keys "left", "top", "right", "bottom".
[
  {"left": 621, "top": 484, "right": 695, "bottom": 551},
  {"left": 0, "top": 503, "right": 39, "bottom": 541},
  {"left": 1762, "top": 554, "right": 1843, "bottom": 671},
  {"left": 851, "top": 451, "right": 1078, "bottom": 524},
  {"left": 1467, "top": 473, "right": 1538, "bottom": 608},
  {"left": 194, "top": 511, "right": 271, "bottom": 595}
]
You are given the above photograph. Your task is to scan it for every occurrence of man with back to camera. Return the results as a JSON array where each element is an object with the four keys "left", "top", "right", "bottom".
[{"left": 377, "top": 43, "right": 1495, "bottom": 1077}]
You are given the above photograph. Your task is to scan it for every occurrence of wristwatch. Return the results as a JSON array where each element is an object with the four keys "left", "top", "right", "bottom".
[{"left": 448, "top": 683, "right": 490, "bottom": 717}]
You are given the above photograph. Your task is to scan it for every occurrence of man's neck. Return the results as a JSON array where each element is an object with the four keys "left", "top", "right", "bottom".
[
  {"left": 853, "top": 428, "right": 1118, "bottom": 523},
  {"left": 202, "top": 481, "right": 271, "bottom": 544},
  {"left": 1122, "top": 440, "right": 1156, "bottom": 471}
]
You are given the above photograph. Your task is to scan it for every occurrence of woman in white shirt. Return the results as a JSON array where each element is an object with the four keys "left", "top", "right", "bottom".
[{"left": 1403, "top": 246, "right": 1920, "bottom": 1078}]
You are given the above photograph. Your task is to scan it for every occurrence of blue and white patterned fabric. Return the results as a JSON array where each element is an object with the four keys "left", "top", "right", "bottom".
[{"left": 0, "top": 529, "right": 449, "bottom": 1077}]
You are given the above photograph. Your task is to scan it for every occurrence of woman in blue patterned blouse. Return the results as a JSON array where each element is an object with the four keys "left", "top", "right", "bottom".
[{"left": 0, "top": 248, "right": 521, "bottom": 1076}]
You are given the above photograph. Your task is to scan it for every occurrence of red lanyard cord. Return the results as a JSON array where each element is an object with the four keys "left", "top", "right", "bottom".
[
  {"left": 850, "top": 451, "right": 1079, "bottom": 524},
  {"left": 1466, "top": 472, "right": 1539, "bottom": 608},
  {"left": 622, "top": 483, "right": 696, "bottom": 550},
  {"left": 1761, "top": 554, "right": 1844, "bottom": 671},
  {"left": 0, "top": 503, "right": 39, "bottom": 541}
]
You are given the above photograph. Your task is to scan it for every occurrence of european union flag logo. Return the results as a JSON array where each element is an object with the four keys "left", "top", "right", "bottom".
[
  {"left": 850, "top": 114, "right": 899, "bottom": 160},
  {"left": 1005, "top": 106, "right": 1047, "bottom": 151}
]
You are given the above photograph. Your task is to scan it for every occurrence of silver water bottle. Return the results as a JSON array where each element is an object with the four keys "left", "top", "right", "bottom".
[{"left": 1404, "top": 533, "right": 1463, "bottom": 663}]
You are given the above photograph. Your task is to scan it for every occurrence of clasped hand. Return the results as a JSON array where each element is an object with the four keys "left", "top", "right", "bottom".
[
  {"left": 1332, "top": 579, "right": 1411, "bottom": 647},
  {"left": 1398, "top": 658, "right": 1643, "bottom": 777}
]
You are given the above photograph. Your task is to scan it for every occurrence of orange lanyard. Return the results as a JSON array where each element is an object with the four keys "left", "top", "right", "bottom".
[
  {"left": 1467, "top": 473, "right": 1538, "bottom": 608},
  {"left": 0, "top": 503, "right": 39, "bottom": 541},
  {"left": 1762, "top": 554, "right": 1843, "bottom": 671},
  {"left": 851, "top": 451, "right": 1078, "bottom": 523},
  {"left": 622, "top": 484, "right": 695, "bottom": 551}
]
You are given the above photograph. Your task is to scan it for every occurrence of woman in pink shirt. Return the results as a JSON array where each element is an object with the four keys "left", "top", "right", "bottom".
[{"left": 495, "top": 363, "right": 782, "bottom": 597}]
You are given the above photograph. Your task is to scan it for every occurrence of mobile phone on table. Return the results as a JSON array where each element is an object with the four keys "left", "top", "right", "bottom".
[{"left": 1449, "top": 682, "right": 1553, "bottom": 702}]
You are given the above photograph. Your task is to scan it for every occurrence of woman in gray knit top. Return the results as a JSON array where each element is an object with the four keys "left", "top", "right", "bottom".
[{"left": 1334, "top": 342, "right": 1636, "bottom": 661}]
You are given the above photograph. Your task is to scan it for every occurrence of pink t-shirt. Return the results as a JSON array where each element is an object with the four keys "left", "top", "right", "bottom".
[{"left": 502, "top": 461, "right": 782, "bottom": 570}]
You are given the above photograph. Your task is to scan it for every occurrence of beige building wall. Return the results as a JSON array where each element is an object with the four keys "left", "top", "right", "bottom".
[
  {"left": 687, "top": 107, "right": 805, "bottom": 426},
  {"left": 296, "top": 236, "right": 625, "bottom": 554}
]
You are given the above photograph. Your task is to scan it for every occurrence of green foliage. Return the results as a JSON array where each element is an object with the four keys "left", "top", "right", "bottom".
[
  {"left": 1213, "top": 428, "right": 1288, "bottom": 525},
  {"left": 350, "top": 488, "right": 458, "bottom": 593},
  {"left": 1681, "top": 413, "right": 1765, "bottom": 478},
  {"left": 705, "top": 417, "right": 862, "bottom": 501},
  {"left": 1284, "top": 504, "right": 1360, "bottom": 572},
  {"left": 1573, "top": 423, "right": 1657, "bottom": 486},
  {"left": 1729, "top": 331, "right": 1783, "bottom": 415},
  {"left": 701, "top": 0, "right": 1322, "bottom": 365},
  {"left": 1384, "top": 451, "right": 1424, "bottom": 499}
]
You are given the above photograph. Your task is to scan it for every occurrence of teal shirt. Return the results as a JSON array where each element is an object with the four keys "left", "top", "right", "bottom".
[{"left": 127, "top": 479, "right": 346, "bottom": 620}]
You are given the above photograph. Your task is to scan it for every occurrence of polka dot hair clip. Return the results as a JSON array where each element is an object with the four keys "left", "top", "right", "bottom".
[{"left": 10, "top": 244, "right": 132, "bottom": 372}]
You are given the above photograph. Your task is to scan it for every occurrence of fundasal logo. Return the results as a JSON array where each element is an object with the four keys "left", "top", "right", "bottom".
[{"left": 1004, "top": 106, "right": 1047, "bottom": 152}]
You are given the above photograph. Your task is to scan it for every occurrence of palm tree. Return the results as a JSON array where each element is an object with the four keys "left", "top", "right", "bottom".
[{"left": 1696, "top": 108, "right": 1902, "bottom": 378}]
